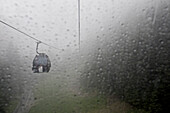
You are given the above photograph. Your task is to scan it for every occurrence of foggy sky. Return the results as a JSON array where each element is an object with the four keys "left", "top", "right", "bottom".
[{"left": 0, "top": 0, "right": 169, "bottom": 73}]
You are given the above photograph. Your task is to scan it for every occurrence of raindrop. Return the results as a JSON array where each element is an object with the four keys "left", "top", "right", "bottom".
[
  {"left": 147, "top": 17, "right": 152, "bottom": 21},
  {"left": 133, "top": 49, "right": 137, "bottom": 53},
  {"left": 7, "top": 74, "right": 11, "bottom": 78},
  {"left": 164, "top": 6, "right": 169, "bottom": 11},
  {"left": 8, "top": 87, "right": 12, "bottom": 91},
  {"left": 5, "top": 103, "right": 8, "bottom": 106},
  {"left": 6, "top": 67, "right": 9, "bottom": 70},
  {"left": 98, "top": 48, "right": 101, "bottom": 52},
  {"left": 97, "top": 36, "right": 100, "bottom": 39},
  {"left": 1, "top": 78, "right": 4, "bottom": 82},
  {"left": 58, "top": 57, "right": 61, "bottom": 60},
  {"left": 100, "top": 26, "right": 104, "bottom": 31},
  {"left": 121, "top": 23, "right": 124, "bottom": 27},
  {"left": 160, "top": 40, "right": 164, "bottom": 44},
  {"left": 14, "top": 3, "right": 18, "bottom": 6},
  {"left": 86, "top": 62, "right": 90, "bottom": 66},
  {"left": 99, "top": 68, "right": 103, "bottom": 71},
  {"left": 29, "top": 17, "right": 33, "bottom": 20},
  {"left": 142, "top": 9, "right": 145, "bottom": 12},
  {"left": 132, "top": 39, "right": 136, "bottom": 43},
  {"left": 139, "top": 41, "right": 142, "bottom": 45}
]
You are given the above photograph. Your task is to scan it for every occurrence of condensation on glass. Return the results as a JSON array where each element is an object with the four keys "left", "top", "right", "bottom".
[{"left": 0, "top": 0, "right": 169, "bottom": 113}]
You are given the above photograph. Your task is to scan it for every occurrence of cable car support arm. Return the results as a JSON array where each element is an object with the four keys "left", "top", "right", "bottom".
[{"left": 36, "top": 41, "right": 41, "bottom": 54}]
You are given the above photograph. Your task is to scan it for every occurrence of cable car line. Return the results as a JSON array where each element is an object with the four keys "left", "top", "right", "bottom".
[
  {"left": 0, "top": 20, "right": 62, "bottom": 50},
  {"left": 78, "top": 0, "right": 81, "bottom": 50}
]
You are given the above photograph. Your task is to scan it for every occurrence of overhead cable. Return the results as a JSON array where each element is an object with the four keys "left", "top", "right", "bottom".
[{"left": 0, "top": 20, "right": 62, "bottom": 50}]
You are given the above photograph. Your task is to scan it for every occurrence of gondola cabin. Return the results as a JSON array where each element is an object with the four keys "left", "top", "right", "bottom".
[{"left": 32, "top": 53, "right": 51, "bottom": 73}]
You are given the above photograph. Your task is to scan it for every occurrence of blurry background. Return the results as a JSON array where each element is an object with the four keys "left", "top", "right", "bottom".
[{"left": 0, "top": 0, "right": 169, "bottom": 113}]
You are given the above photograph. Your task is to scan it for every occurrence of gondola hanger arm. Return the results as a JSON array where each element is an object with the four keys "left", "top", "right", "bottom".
[{"left": 36, "top": 41, "right": 42, "bottom": 54}]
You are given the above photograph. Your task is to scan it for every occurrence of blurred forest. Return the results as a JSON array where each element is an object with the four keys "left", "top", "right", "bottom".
[
  {"left": 0, "top": 43, "right": 23, "bottom": 112},
  {"left": 80, "top": 2, "right": 170, "bottom": 113}
]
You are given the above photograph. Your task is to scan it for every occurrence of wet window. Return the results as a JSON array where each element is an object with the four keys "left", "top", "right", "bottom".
[{"left": 0, "top": 0, "right": 169, "bottom": 113}]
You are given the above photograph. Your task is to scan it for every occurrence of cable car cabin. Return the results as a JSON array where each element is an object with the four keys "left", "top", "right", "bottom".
[{"left": 32, "top": 53, "right": 51, "bottom": 73}]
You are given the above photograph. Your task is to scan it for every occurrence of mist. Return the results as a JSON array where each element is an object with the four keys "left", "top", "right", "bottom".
[{"left": 0, "top": 0, "right": 169, "bottom": 113}]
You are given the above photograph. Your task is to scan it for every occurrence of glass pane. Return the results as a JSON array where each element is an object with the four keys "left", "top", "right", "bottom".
[{"left": 0, "top": 0, "right": 169, "bottom": 113}]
